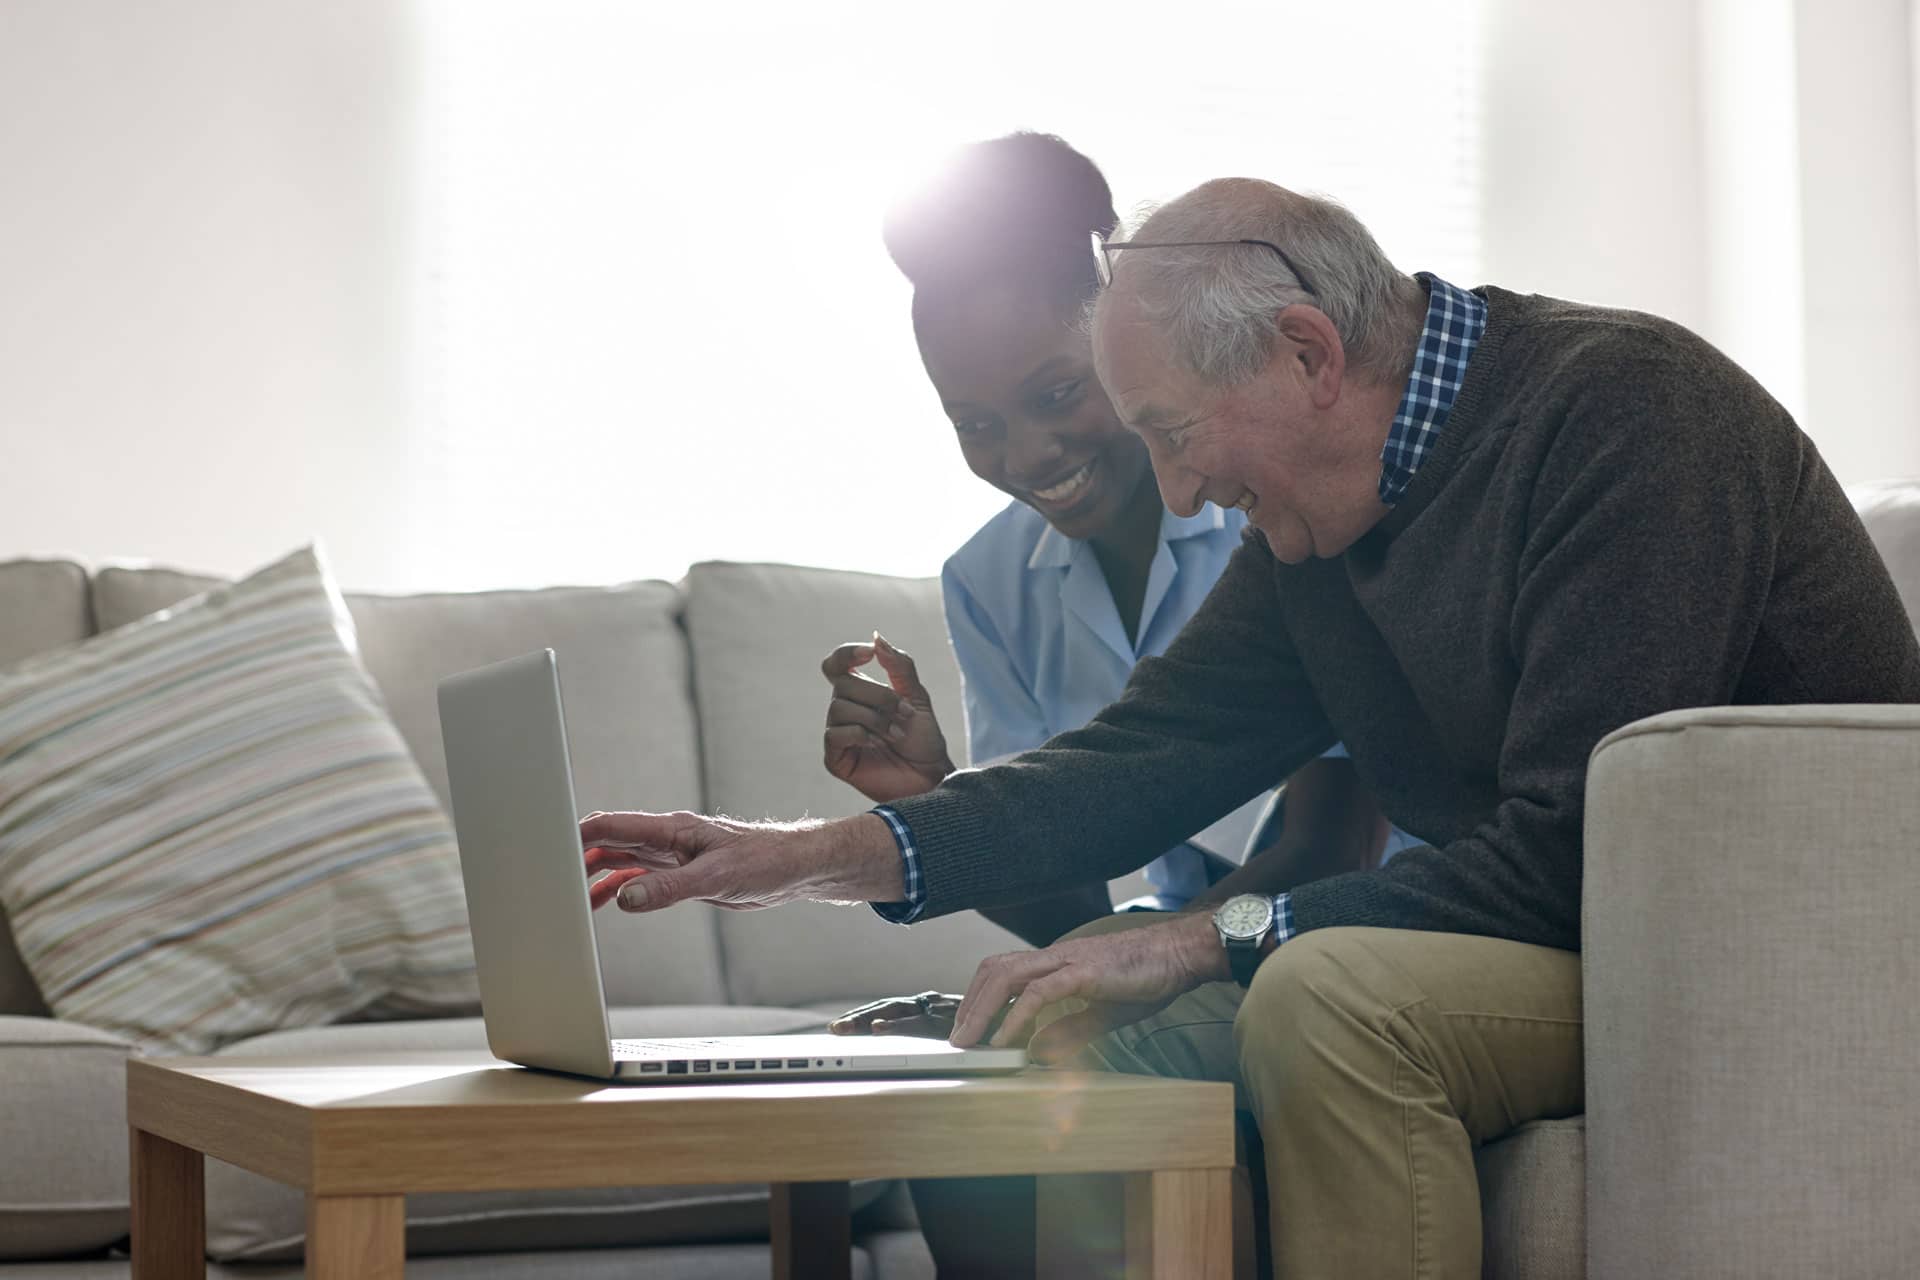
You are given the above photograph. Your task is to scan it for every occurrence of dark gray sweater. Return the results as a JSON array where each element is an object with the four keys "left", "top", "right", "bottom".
[{"left": 888, "top": 287, "right": 1920, "bottom": 952}]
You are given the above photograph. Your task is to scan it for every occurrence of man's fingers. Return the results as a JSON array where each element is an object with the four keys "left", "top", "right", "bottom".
[
  {"left": 585, "top": 843, "right": 684, "bottom": 871},
  {"left": 952, "top": 957, "right": 1005, "bottom": 1046},
  {"left": 579, "top": 809, "right": 696, "bottom": 852},
  {"left": 615, "top": 866, "right": 696, "bottom": 912},
  {"left": 990, "top": 966, "right": 1083, "bottom": 1048},
  {"left": 820, "top": 642, "right": 877, "bottom": 679},
  {"left": 952, "top": 951, "right": 1050, "bottom": 1047},
  {"left": 585, "top": 844, "right": 684, "bottom": 874},
  {"left": 584, "top": 845, "right": 641, "bottom": 875},
  {"left": 588, "top": 867, "right": 648, "bottom": 910}
]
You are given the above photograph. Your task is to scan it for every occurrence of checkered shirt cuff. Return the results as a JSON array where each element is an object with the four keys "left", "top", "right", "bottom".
[
  {"left": 868, "top": 805, "right": 928, "bottom": 924},
  {"left": 1272, "top": 892, "right": 1297, "bottom": 946}
]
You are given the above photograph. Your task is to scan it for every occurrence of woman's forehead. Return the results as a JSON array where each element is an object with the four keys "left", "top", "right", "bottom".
[{"left": 916, "top": 282, "right": 1089, "bottom": 381}]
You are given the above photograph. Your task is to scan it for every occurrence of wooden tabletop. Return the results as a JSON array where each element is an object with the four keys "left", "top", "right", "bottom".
[{"left": 127, "top": 1053, "right": 1237, "bottom": 1195}]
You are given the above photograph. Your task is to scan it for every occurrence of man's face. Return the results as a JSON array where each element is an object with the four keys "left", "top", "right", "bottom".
[{"left": 1092, "top": 295, "right": 1346, "bottom": 564}]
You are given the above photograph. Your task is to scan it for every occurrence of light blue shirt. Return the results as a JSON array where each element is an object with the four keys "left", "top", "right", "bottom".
[{"left": 942, "top": 500, "right": 1251, "bottom": 903}]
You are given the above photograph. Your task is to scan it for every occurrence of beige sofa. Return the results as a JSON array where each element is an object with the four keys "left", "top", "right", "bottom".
[{"left": 2, "top": 478, "right": 1917, "bottom": 1277}]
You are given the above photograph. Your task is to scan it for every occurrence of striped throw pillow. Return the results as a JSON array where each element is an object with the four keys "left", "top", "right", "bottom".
[{"left": 0, "top": 546, "right": 478, "bottom": 1053}]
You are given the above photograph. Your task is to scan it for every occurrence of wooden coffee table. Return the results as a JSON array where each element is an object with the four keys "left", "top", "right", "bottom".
[{"left": 128, "top": 1052, "right": 1236, "bottom": 1279}]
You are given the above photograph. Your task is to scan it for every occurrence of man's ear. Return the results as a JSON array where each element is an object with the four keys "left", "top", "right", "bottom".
[{"left": 1276, "top": 305, "right": 1345, "bottom": 410}]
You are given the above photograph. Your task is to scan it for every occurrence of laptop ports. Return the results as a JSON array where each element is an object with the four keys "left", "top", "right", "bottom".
[{"left": 666, "top": 1061, "right": 688, "bottom": 1075}]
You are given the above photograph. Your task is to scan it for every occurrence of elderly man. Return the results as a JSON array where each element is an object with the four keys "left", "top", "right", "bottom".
[{"left": 583, "top": 177, "right": 1920, "bottom": 1276}]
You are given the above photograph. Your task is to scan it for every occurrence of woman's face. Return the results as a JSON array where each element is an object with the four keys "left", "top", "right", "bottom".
[{"left": 915, "top": 281, "right": 1155, "bottom": 542}]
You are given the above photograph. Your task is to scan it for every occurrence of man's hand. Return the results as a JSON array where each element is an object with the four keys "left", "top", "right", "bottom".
[
  {"left": 821, "top": 633, "right": 955, "bottom": 803},
  {"left": 581, "top": 810, "right": 906, "bottom": 914},
  {"left": 950, "top": 914, "right": 1230, "bottom": 1065}
]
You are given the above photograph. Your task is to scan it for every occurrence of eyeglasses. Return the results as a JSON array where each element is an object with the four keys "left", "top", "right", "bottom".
[{"left": 1091, "top": 232, "right": 1320, "bottom": 299}]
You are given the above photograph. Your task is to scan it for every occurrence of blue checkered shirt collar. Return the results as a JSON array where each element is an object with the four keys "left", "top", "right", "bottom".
[{"left": 1378, "top": 273, "right": 1487, "bottom": 506}]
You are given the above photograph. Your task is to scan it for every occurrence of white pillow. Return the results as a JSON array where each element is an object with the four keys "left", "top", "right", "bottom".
[{"left": 0, "top": 546, "right": 478, "bottom": 1053}]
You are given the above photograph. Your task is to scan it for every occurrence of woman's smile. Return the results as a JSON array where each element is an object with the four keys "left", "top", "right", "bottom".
[{"left": 1022, "top": 456, "right": 1100, "bottom": 516}]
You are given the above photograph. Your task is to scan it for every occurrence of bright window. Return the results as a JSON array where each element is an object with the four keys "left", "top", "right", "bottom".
[{"left": 424, "top": 0, "right": 1485, "bottom": 586}]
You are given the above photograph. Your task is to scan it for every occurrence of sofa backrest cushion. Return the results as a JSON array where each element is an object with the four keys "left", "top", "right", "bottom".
[
  {"left": 1, "top": 547, "right": 479, "bottom": 1053},
  {"left": 681, "top": 560, "right": 1033, "bottom": 1008},
  {"left": 1852, "top": 480, "right": 1920, "bottom": 638},
  {"left": 90, "top": 563, "right": 725, "bottom": 1007},
  {"left": 0, "top": 560, "right": 89, "bottom": 1017}
]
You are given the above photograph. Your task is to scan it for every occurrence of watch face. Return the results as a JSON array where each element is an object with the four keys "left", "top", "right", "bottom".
[{"left": 1216, "top": 894, "right": 1272, "bottom": 941}]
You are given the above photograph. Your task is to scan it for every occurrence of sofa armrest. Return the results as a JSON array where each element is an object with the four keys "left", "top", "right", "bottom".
[
  {"left": 0, "top": 1015, "right": 137, "bottom": 1259},
  {"left": 1582, "top": 705, "right": 1920, "bottom": 1279}
]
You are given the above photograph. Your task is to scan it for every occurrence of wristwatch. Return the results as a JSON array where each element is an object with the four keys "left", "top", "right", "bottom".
[{"left": 1212, "top": 893, "right": 1276, "bottom": 987}]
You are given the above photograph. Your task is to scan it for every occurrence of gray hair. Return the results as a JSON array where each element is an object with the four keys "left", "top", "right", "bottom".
[{"left": 1104, "top": 178, "right": 1416, "bottom": 386}]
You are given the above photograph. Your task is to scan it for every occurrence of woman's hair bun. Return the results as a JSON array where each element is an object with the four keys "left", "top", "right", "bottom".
[{"left": 883, "top": 132, "right": 1118, "bottom": 291}]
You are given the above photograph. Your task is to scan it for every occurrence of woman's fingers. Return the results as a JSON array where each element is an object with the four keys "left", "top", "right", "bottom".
[
  {"left": 823, "top": 723, "right": 885, "bottom": 753},
  {"left": 828, "top": 996, "right": 922, "bottom": 1034},
  {"left": 827, "top": 672, "right": 905, "bottom": 717},
  {"left": 872, "top": 634, "right": 930, "bottom": 701},
  {"left": 826, "top": 696, "right": 904, "bottom": 738},
  {"left": 819, "top": 642, "right": 877, "bottom": 679}
]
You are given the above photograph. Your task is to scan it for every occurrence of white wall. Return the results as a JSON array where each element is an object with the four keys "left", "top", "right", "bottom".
[
  {"left": 1794, "top": 0, "right": 1920, "bottom": 483},
  {"left": 1480, "top": 0, "right": 1920, "bottom": 484},
  {"left": 1480, "top": 0, "right": 1711, "bottom": 331},
  {"left": 1, "top": 2, "right": 1915, "bottom": 595},
  {"left": 0, "top": 0, "right": 433, "bottom": 590}
]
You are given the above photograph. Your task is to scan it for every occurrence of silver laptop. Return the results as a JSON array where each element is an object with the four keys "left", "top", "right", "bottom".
[{"left": 436, "top": 649, "right": 1026, "bottom": 1083}]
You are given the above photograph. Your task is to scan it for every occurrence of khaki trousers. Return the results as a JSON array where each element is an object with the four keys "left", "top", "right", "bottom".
[{"left": 1055, "top": 914, "right": 1584, "bottom": 1279}]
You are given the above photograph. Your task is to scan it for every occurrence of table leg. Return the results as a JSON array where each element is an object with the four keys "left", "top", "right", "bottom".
[
  {"left": 306, "top": 1194, "right": 404, "bottom": 1280},
  {"left": 770, "top": 1180, "right": 851, "bottom": 1280},
  {"left": 131, "top": 1127, "right": 204, "bottom": 1279},
  {"left": 1124, "top": 1168, "right": 1233, "bottom": 1280}
]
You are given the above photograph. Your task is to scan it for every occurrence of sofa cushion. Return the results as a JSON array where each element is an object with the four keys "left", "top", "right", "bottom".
[
  {"left": 0, "top": 547, "right": 478, "bottom": 1053},
  {"left": 0, "top": 560, "right": 92, "bottom": 668},
  {"left": 204, "top": 1006, "right": 886, "bottom": 1263},
  {"left": 680, "top": 561, "right": 1033, "bottom": 1008},
  {"left": 90, "top": 565, "right": 724, "bottom": 1008},
  {"left": 1852, "top": 479, "right": 1920, "bottom": 636},
  {"left": 0, "top": 560, "right": 92, "bottom": 1020},
  {"left": 1475, "top": 1115, "right": 1585, "bottom": 1280},
  {"left": 0, "top": 1016, "right": 136, "bottom": 1260}
]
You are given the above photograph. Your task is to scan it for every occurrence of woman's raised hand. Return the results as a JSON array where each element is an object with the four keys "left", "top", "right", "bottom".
[{"left": 819, "top": 632, "right": 955, "bottom": 803}]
